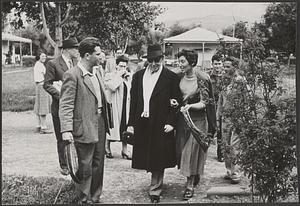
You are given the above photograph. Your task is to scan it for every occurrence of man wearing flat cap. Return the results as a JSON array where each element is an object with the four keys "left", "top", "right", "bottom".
[
  {"left": 127, "top": 44, "right": 181, "bottom": 203},
  {"left": 44, "top": 37, "right": 79, "bottom": 175}
]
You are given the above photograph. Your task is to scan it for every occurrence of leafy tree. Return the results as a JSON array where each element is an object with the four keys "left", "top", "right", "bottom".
[
  {"left": 221, "top": 30, "right": 297, "bottom": 202},
  {"left": 6, "top": 1, "right": 163, "bottom": 56},
  {"left": 166, "top": 22, "right": 197, "bottom": 38},
  {"left": 222, "top": 21, "right": 248, "bottom": 41},
  {"left": 69, "top": 2, "right": 163, "bottom": 52},
  {"left": 5, "top": 2, "right": 74, "bottom": 56},
  {"left": 262, "top": 2, "right": 296, "bottom": 54}
]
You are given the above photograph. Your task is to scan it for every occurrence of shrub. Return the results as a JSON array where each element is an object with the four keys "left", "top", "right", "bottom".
[{"left": 219, "top": 31, "right": 297, "bottom": 202}]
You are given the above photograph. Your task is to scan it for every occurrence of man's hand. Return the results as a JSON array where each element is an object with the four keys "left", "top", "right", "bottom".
[
  {"left": 127, "top": 126, "right": 134, "bottom": 134},
  {"left": 180, "top": 104, "right": 192, "bottom": 112},
  {"left": 164, "top": 124, "right": 174, "bottom": 133},
  {"left": 62, "top": 132, "right": 74, "bottom": 143}
]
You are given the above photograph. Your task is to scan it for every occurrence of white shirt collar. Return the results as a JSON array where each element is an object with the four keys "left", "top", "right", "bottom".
[
  {"left": 62, "top": 54, "right": 71, "bottom": 65},
  {"left": 78, "top": 62, "right": 94, "bottom": 76}
]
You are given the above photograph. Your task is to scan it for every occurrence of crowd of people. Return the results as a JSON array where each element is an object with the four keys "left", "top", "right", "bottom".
[{"left": 33, "top": 36, "right": 249, "bottom": 204}]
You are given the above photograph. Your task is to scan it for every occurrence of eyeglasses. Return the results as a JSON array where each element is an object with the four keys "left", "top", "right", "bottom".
[{"left": 147, "top": 56, "right": 162, "bottom": 63}]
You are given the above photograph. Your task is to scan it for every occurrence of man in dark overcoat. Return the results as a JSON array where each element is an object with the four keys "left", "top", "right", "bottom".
[
  {"left": 44, "top": 37, "right": 79, "bottom": 175},
  {"left": 127, "top": 44, "right": 181, "bottom": 203}
]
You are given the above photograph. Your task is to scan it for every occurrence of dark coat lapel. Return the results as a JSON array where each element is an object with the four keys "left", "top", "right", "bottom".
[
  {"left": 151, "top": 67, "right": 168, "bottom": 99},
  {"left": 58, "top": 56, "right": 69, "bottom": 72}
]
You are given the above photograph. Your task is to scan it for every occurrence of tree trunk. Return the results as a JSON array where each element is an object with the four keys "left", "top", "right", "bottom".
[{"left": 55, "top": 3, "right": 63, "bottom": 56}]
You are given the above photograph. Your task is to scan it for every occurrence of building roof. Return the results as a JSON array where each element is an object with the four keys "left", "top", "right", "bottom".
[
  {"left": 164, "top": 27, "right": 242, "bottom": 44},
  {"left": 2, "top": 33, "right": 32, "bottom": 43}
]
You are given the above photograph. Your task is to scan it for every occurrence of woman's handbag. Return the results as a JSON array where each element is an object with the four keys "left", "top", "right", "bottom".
[{"left": 65, "top": 142, "right": 80, "bottom": 183}]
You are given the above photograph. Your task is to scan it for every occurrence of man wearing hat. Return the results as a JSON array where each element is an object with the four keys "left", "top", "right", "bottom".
[
  {"left": 127, "top": 44, "right": 181, "bottom": 203},
  {"left": 44, "top": 37, "right": 79, "bottom": 175}
]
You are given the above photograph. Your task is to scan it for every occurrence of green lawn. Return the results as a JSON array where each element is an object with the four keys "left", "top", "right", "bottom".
[{"left": 2, "top": 68, "right": 36, "bottom": 112}]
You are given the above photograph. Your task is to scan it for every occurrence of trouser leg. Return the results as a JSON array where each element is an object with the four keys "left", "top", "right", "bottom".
[
  {"left": 40, "top": 115, "right": 47, "bottom": 129},
  {"left": 91, "top": 114, "right": 106, "bottom": 202},
  {"left": 186, "top": 175, "right": 196, "bottom": 190},
  {"left": 52, "top": 114, "right": 67, "bottom": 169},
  {"left": 217, "top": 116, "right": 224, "bottom": 160},
  {"left": 224, "top": 127, "right": 240, "bottom": 174},
  {"left": 74, "top": 142, "right": 95, "bottom": 199},
  {"left": 149, "top": 170, "right": 165, "bottom": 196}
]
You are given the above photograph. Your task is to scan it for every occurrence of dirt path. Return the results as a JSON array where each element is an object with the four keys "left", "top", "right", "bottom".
[{"left": 2, "top": 111, "right": 249, "bottom": 204}]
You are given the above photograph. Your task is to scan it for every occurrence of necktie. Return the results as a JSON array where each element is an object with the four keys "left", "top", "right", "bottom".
[{"left": 68, "top": 60, "right": 73, "bottom": 69}]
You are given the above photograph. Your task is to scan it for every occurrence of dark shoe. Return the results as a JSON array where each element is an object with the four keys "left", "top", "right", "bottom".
[
  {"left": 218, "top": 156, "right": 224, "bottom": 162},
  {"left": 105, "top": 152, "right": 114, "bottom": 159},
  {"left": 92, "top": 198, "right": 101, "bottom": 203},
  {"left": 72, "top": 193, "right": 91, "bottom": 204},
  {"left": 40, "top": 128, "right": 53, "bottom": 134},
  {"left": 121, "top": 152, "right": 132, "bottom": 160},
  {"left": 150, "top": 195, "right": 160, "bottom": 203},
  {"left": 183, "top": 188, "right": 194, "bottom": 200},
  {"left": 60, "top": 168, "right": 70, "bottom": 176},
  {"left": 35, "top": 127, "right": 41, "bottom": 133},
  {"left": 224, "top": 171, "right": 232, "bottom": 180}
]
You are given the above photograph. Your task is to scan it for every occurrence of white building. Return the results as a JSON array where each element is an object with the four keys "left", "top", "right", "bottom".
[
  {"left": 2, "top": 33, "right": 33, "bottom": 66},
  {"left": 163, "top": 27, "right": 242, "bottom": 68}
]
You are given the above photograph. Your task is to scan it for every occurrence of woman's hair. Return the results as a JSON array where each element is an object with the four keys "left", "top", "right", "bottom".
[
  {"left": 35, "top": 52, "right": 46, "bottom": 61},
  {"left": 176, "top": 49, "right": 198, "bottom": 66},
  {"left": 116, "top": 55, "right": 129, "bottom": 65}
]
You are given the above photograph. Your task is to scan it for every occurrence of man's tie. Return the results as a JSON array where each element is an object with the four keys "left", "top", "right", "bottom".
[{"left": 68, "top": 60, "right": 73, "bottom": 69}]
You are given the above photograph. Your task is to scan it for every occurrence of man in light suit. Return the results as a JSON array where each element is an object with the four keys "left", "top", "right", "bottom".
[
  {"left": 127, "top": 44, "right": 181, "bottom": 203},
  {"left": 59, "top": 37, "right": 111, "bottom": 204},
  {"left": 44, "top": 37, "right": 79, "bottom": 175}
]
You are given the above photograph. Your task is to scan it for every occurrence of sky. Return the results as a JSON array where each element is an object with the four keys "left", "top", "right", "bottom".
[{"left": 154, "top": 2, "right": 270, "bottom": 23}]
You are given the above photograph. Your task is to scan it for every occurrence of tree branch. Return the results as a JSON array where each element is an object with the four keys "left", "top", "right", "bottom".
[
  {"left": 40, "top": 2, "right": 56, "bottom": 48},
  {"left": 60, "top": 3, "right": 72, "bottom": 27}
]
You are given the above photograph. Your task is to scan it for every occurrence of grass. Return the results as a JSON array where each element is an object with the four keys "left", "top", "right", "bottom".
[
  {"left": 2, "top": 174, "right": 76, "bottom": 204},
  {"left": 2, "top": 69, "right": 36, "bottom": 112}
]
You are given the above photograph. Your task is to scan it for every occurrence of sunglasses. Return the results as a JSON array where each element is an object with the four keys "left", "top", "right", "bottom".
[{"left": 147, "top": 56, "right": 162, "bottom": 63}]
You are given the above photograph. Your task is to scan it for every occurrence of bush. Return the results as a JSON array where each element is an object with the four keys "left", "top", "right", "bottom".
[
  {"left": 219, "top": 31, "right": 297, "bottom": 202},
  {"left": 22, "top": 56, "right": 54, "bottom": 68},
  {"left": 22, "top": 56, "right": 36, "bottom": 67}
]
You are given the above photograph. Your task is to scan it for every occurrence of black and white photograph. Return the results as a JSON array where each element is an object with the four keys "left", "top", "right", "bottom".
[{"left": 2, "top": 1, "right": 298, "bottom": 204}]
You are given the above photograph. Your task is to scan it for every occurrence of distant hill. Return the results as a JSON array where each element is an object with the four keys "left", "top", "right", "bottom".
[{"left": 164, "top": 15, "right": 255, "bottom": 33}]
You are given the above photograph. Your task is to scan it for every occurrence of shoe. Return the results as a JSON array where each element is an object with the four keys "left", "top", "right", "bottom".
[
  {"left": 40, "top": 128, "right": 53, "bottom": 134},
  {"left": 183, "top": 188, "right": 194, "bottom": 200},
  {"left": 150, "top": 195, "right": 160, "bottom": 203},
  {"left": 35, "top": 127, "right": 41, "bottom": 133},
  {"left": 72, "top": 193, "right": 92, "bottom": 204},
  {"left": 224, "top": 171, "right": 232, "bottom": 180},
  {"left": 231, "top": 172, "right": 241, "bottom": 184},
  {"left": 105, "top": 152, "right": 114, "bottom": 159},
  {"left": 92, "top": 197, "right": 101, "bottom": 203},
  {"left": 60, "top": 168, "right": 70, "bottom": 176},
  {"left": 218, "top": 157, "right": 224, "bottom": 162},
  {"left": 121, "top": 152, "right": 132, "bottom": 160}
]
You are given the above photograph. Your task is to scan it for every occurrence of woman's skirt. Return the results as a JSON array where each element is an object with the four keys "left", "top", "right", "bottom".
[
  {"left": 34, "top": 83, "right": 51, "bottom": 115},
  {"left": 177, "top": 114, "right": 208, "bottom": 177}
]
